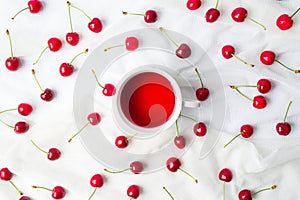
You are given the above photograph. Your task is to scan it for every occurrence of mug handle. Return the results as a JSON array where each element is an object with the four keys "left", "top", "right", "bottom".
[{"left": 182, "top": 100, "right": 201, "bottom": 108}]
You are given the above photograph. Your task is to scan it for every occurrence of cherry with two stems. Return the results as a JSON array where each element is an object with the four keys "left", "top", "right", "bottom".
[
  {"left": 186, "top": 0, "right": 201, "bottom": 10},
  {"left": 59, "top": 49, "right": 88, "bottom": 77},
  {"left": 104, "top": 161, "right": 144, "bottom": 175},
  {"left": 122, "top": 10, "right": 157, "bottom": 23},
  {"left": 0, "top": 103, "right": 33, "bottom": 116},
  {"left": 33, "top": 38, "right": 62, "bottom": 65},
  {"left": 174, "top": 119, "right": 186, "bottom": 149},
  {"left": 166, "top": 157, "right": 198, "bottom": 183},
  {"left": 205, "top": 0, "right": 220, "bottom": 23},
  {"left": 224, "top": 124, "right": 254, "bottom": 148},
  {"left": 66, "top": 1, "right": 80, "bottom": 46},
  {"left": 91, "top": 69, "right": 116, "bottom": 96},
  {"left": 219, "top": 168, "right": 233, "bottom": 200},
  {"left": 127, "top": 185, "right": 140, "bottom": 199},
  {"left": 276, "top": 7, "right": 300, "bottom": 30},
  {"left": 231, "top": 7, "right": 266, "bottom": 30},
  {"left": 12, "top": 0, "right": 43, "bottom": 20},
  {"left": 0, "top": 168, "right": 23, "bottom": 196},
  {"left": 88, "top": 174, "right": 104, "bottom": 200},
  {"left": 159, "top": 27, "right": 191, "bottom": 59},
  {"left": 231, "top": 79, "right": 272, "bottom": 94},
  {"left": 276, "top": 101, "right": 293, "bottom": 136},
  {"left": 260, "top": 51, "right": 300, "bottom": 73},
  {"left": 30, "top": 140, "right": 61, "bottom": 161},
  {"left": 31, "top": 69, "right": 55, "bottom": 102},
  {"left": 163, "top": 186, "right": 175, "bottom": 200},
  {"left": 115, "top": 133, "right": 136, "bottom": 149},
  {"left": 195, "top": 68, "right": 209, "bottom": 101},
  {"left": 104, "top": 36, "right": 139, "bottom": 52},
  {"left": 5, "top": 30, "right": 21, "bottom": 71},
  {"left": 238, "top": 185, "right": 276, "bottom": 200},
  {"left": 32, "top": 185, "right": 66, "bottom": 199},
  {"left": 222, "top": 45, "right": 254, "bottom": 67},
  {"left": 179, "top": 114, "right": 207, "bottom": 137},
  {"left": 67, "top": 1, "right": 103, "bottom": 33},
  {"left": 68, "top": 112, "right": 101, "bottom": 142},
  {"left": 0, "top": 118, "right": 29, "bottom": 134},
  {"left": 230, "top": 86, "right": 267, "bottom": 109}
]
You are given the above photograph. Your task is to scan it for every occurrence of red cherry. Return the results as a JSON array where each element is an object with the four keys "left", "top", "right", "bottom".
[
  {"left": 193, "top": 122, "right": 207, "bottom": 137},
  {"left": 205, "top": 8, "right": 220, "bottom": 23},
  {"left": 18, "top": 103, "right": 33, "bottom": 116},
  {"left": 224, "top": 124, "right": 253, "bottom": 148},
  {"left": 186, "top": 0, "right": 201, "bottom": 10},
  {"left": 0, "top": 168, "right": 13, "bottom": 181},
  {"left": 238, "top": 189, "right": 252, "bottom": 200},
  {"left": 176, "top": 43, "right": 191, "bottom": 59},
  {"left": 276, "top": 14, "right": 293, "bottom": 30},
  {"left": 92, "top": 69, "right": 116, "bottom": 96},
  {"left": 231, "top": 7, "right": 247, "bottom": 22},
  {"left": 11, "top": 0, "right": 43, "bottom": 20},
  {"left": 276, "top": 101, "right": 292, "bottom": 136},
  {"left": 144, "top": 10, "right": 158, "bottom": 23},
  {"left": 127, "top": 185, "right": 140, "bottom": 199},
  {"left": 59, "top": 63, "right": 74, "bottom": 77},
  {"left": 20, "top": 196, "right": 31, "bottom": 200},
  {"left": 115, "top": 136, "right": 129, "bottom": 149},
  {"left": 48, "top": 38, "right": 63, "bottom": 52},
  {"left": 66, "top": 32, "right": 80, "bottom": 46},
  {"left": 125, "top": 37, "right": 139, "bottom": 51},
  {"left": 195, "top": 68, "right": 209, "bottom": 101},
  {"left": 52, "top": 186, "right": 66, "bottom": 199},
  {"left": 14, "top": 121, "right": 30, "bottom": 134},
  {"left": 174, "top": 136, "right": 186, "bottom": 149},
  {"left": 222, "top": 45, "right": 254, "bottom": 67},
  {"left": 219, "top": 168, "right": 233, "bottom": 182},
  {"left": 257, "top": 79, "right": 272, "bottom": 94},
  {"left": 5, "top": 30, "right": 21, "bottom": 71},
  {"left": 88, "top": 18, "right": 103, "bottom": 33},
  {"left": 41, "top": 88, "right": 55, "bottom": 102},
  {"left": 90, "top": 174, "right": 104, "bottom": 188},
  {"left": 260, "top": 51, "right": 275, "bottom": 65},
  {"left": 48, "top": 148, "right": 61, "bottom": 161},
  {"left": 253, "top": 95, "right": 267, "bottom": 109},
  {"left": 104, "top": 161, "right": 144, "bottom": 174},
  {"left": 88, "top": 112, "right": 101, "bottom": 125}
]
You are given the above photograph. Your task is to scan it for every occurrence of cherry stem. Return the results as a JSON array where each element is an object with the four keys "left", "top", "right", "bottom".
[
  {"left": 178, "top": 168, "right": 198, "bottom": 183},
  {"left": 175, "top": 120, "right": 180, "bottom": 137},
  {"left": 69, "top": 49, "right": 88, "bottom": 65},
  {"left": 68, "top": 2, "right": 92, "bottom": 20},
  {"left": 104, "top": 44, "right": 125, "bottom": 51},
  {"left": 195, "top": 68, "right": 205, "bottom": 89},
  {"left": 31, "top": 69, "right": 44, "bottom": 92},
  {"left": 33, "top": 46, "right": 49, "bottom": 65},
  {"left": 30, "top": 140, "right": 48, "bottom": 154},
  {"left": 91, "top": 69, "right": 104, "bottom": 89},
  {"left": 11, "top": 7, "right": 29, "bottom": 20},
  {"left": 0, "top": 108, "right": 18, "bottom": 115},
  {"left": 231, "top": 85, "right": 258, "bottom": 89},
  {"left": 88, "top": 187, "right": 97, "bottom": 200},
  {"left": 68, "top": 122, "right": 89, "bottom": 142},
  {"left": 122, "top": 11, "right": 145, "bottom": 17},
  {"left": 275, "top": 59, "right": 299, "bottom": 73},
  {"left": 230, "top": 86, "right": 252, "bottom": 102},
  {"left": 179, "top": 114, "right": 198, "bottom": 123},
  {"left": 67, "top": 1, "right": 74, "bottom": 32},
  {"left": 283, "top": 101, "right": 292, "bottom": 123},
  {"left": 290, "top": 7, "right": 300, "bottom": 18},
  {"left": 231, "top": 54, "right": 255, "bottom": 67},
  {"left": 104, "top": 167, "right": 130, "bottom": 174},
  {"left": 252, "top": 185, "right": 277, "bottom": 196},
  {"left": 0, "top": 118, "right": 14, "bottom": 128},
  {"left": 215, "top": 0, "right": 220, "bottom": 9},
  {"left": 32, "top": 185, "right": 53, "bottom": 192},
  {"left": 245, "top": 16, "right": 266, "bottom": 30},
  {"left": 224, "top": 133, "right": 242, "bottom": 148},
  {"left": 6, "top": 30, "right": 15, "bottom": 59},
  {"left": 163, "top": 186, "right": 174, "bottom": 200},
  {"left": 159, "top": 27, "right": 179, "bottom": 48},
  {"left": 223, "top": 181, "right": 225, "bottom": 200},
  {"left": 9, "top": 180, "right": 23, "bottom": 195},
  {"left": 126, "top": 133, "right": 137, "bottom": 142}
]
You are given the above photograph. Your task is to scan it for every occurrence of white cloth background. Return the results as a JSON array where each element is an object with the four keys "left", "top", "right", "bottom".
[{"left": 0, "top": 0, "right": 300, "bottom": 199}]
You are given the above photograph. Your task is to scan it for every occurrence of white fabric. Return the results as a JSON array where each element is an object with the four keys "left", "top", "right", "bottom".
[{"left": 0, "top": 0, "right": 300, "bottom": 199}]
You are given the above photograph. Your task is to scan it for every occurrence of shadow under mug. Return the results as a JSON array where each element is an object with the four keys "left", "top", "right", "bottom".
[{"left": 112, "top": 65, "right": 200, "bottom": 138}]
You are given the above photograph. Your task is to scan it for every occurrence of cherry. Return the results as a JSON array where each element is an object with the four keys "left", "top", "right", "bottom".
[
  {"left": 59, "top": 49, "right": 88, "bottom": 77},
  {"left": 205, "top": 0, "right": 220, "bottom": 23},
  {"left": 0, "top": 103, "right": 33, "bottom": 116},
  {"left": 163, "top": 186, "right": 175, "bottom": 199},
  {"left": 222, "top": 45, "right": 254, "bottom": 67},
  {"left": 104, "top": 161, "right": 144, "bottom": 174},
  {"left": 31, "top": 69, "right": 55, "bottom": 102},
  {"left": 238, "top": 185, "right": 276, "bottom": 200},
  {"left": 5, "top": 30, "right": 21, "bottom": 71},
  {"left": 186, "top": 0, "right": 201, "bottom": 10},
  {"left": 32, "top": 185, "right": 66, "bottom": 199},
  {"left": 88, "top": 174, "right": 104, "bottom": 200},
  {"left": 33, "top": 37, "right": 62, "bottom": 65},
  {"left": 166, "top": 157, "right": 198, "bottom": 183},
  {"left": 20, "top": 196, "right": 31, "bottom": 200},
  {"left": 276, "top": 101, "right": 292, "bottom": 136},
  {"left": 231, "top": 7, "right": 266, "bottom": 30},
  {"left": 195, "top": 68, "right": 209, "bottom": 101},
  {"left": 67, "top": 1, "right": 103, "bottom": 33},
  {"left": 66, "top": 2, "right": 80, "bottom": 46},
  {"left": 224, "top": 124, "right": 253, "bottom": 148},
  {"left": 179, "top": 114, "right": 207, "bottom": 137},
  {"left": 115, "top": 133, "right": 136, "bottom": 149},
  {"left": 231, "top": 79, "right": 272, "bottom": 94},
  {"left": 174, "top": 120, "right": 186, "bottom": 149},
  {"left": 30, "top": 140, "right": 61, "bottom": 160},
  {"left": 14, "top": 121, "right": 30, "bottom": 133},
  {"left": 276, "top": 7, "right": 300, "bottom": 30},
  {"left": 127, "top": 185, "right": 140, "bottom": 199},
  {"left": 91, "top": 69, "right": 116, "bottom": 96},
  {"left": 122, "top": 10, "right": 158, "bottom": 23},
  {"left": 68, "top": 112, "right": 101, "bottom": 142},
  {"left": 0, "top": 168, "right": 23, "bottom": 195},
  {"left": 12, "top": 0, "right": 43, "bottom": 20},
  {"left": 219, "top": 168, "right": 233, "bottom": 200},
  {"left": 260, "top": 50, "right": 299, "bottom": 73},
  {"left": 104, "top": 36, "right": 139, "bottom": 51},
  {"left": 230, "top": 86, "right": 267, "bottom": 109},
  {"left": 159, "top": 27, "right": 191, "bottom": 59}
]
